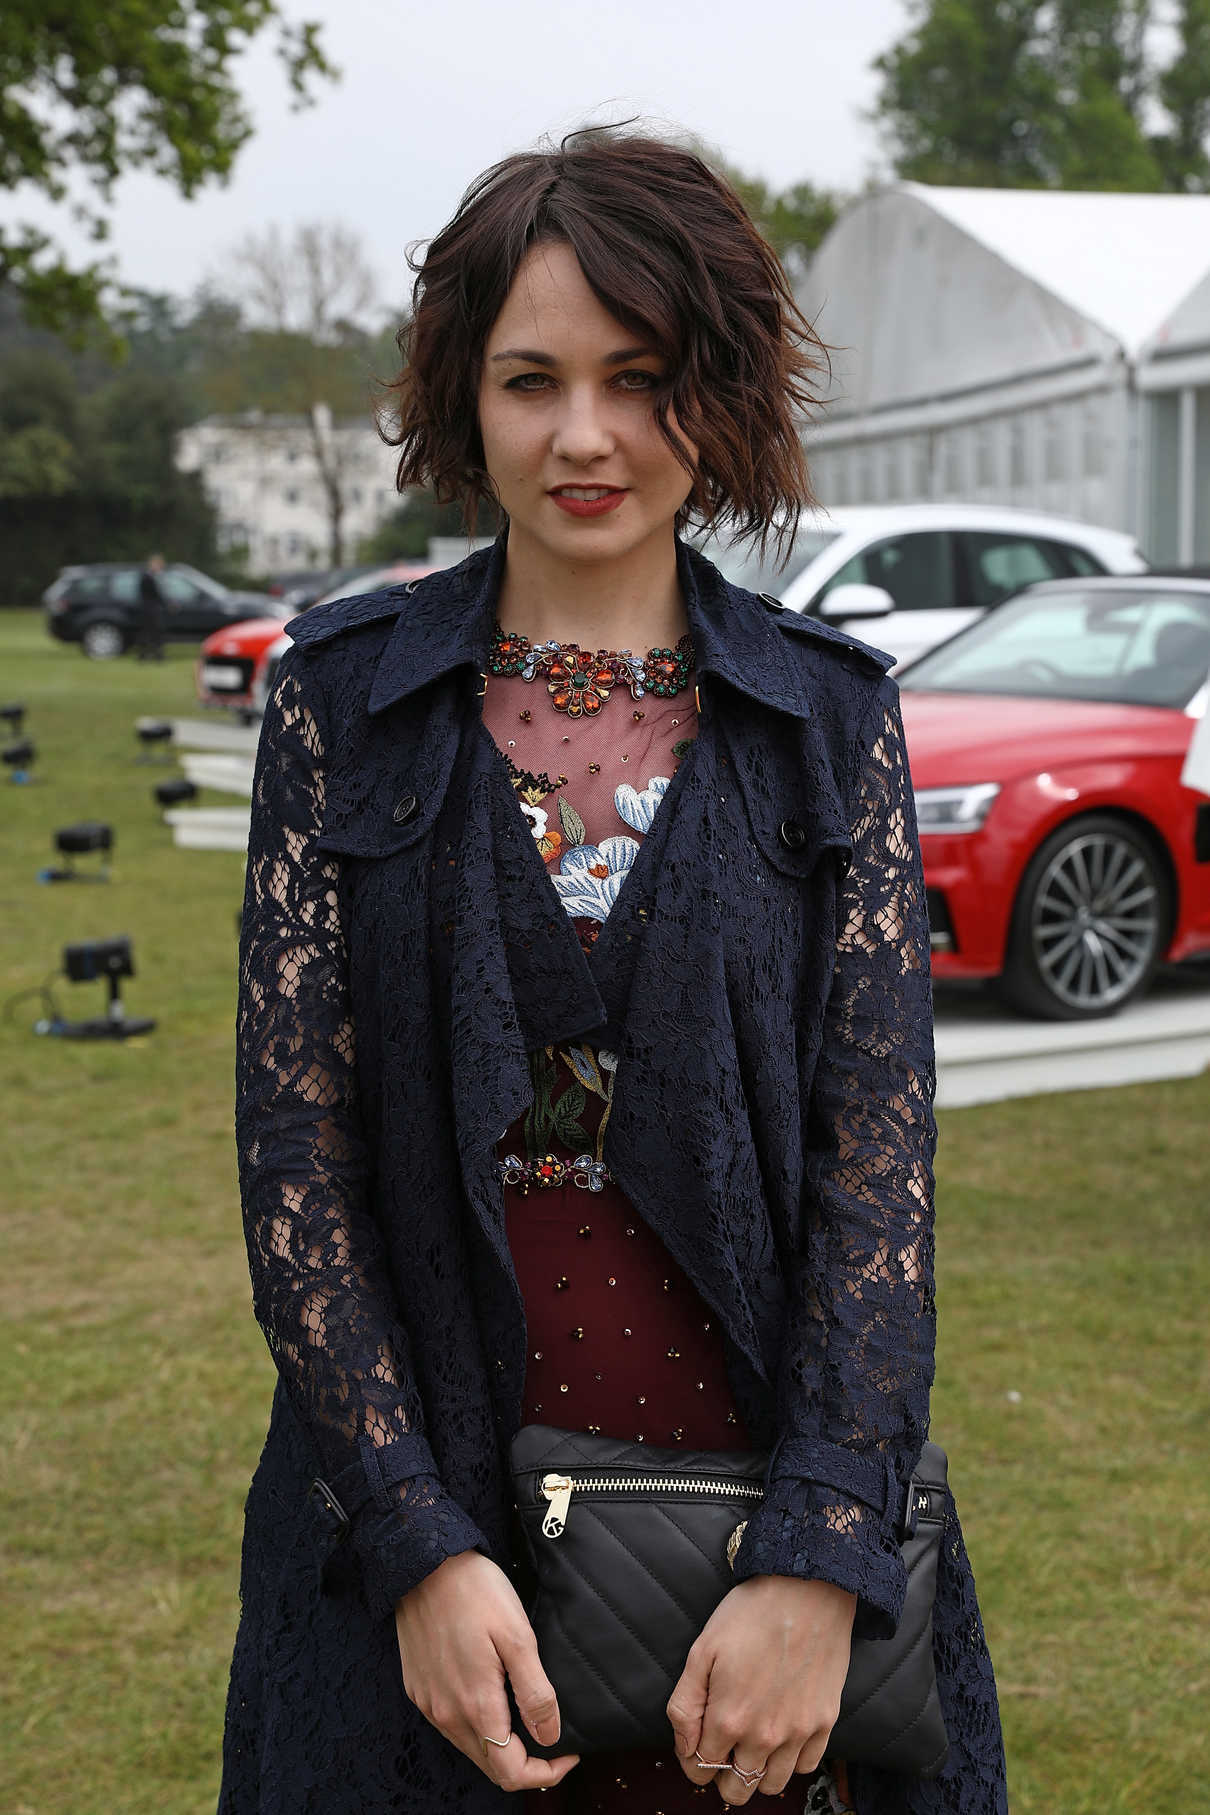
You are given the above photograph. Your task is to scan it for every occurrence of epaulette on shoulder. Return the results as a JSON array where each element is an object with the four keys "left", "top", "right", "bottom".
[
  {"left": 286, "top": 581, "right": 418, "bottom": 649},
  {"left": 756, "top": 591, "right": 894, "bottom": 675}
]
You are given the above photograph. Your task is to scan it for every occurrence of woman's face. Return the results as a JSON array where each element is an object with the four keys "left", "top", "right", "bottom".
[{"left": 477, "top": 241, "right": 695, "bottom": 569}]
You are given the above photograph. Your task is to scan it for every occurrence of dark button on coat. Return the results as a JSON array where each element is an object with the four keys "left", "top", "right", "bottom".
[{"left": 219, "top": 540, "right": 1006, "bottom": 1814}]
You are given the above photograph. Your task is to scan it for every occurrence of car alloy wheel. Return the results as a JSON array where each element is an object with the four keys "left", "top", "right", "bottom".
[
  {"left": 81, "top": 620, "right": 126, "bottom": 660},
  {"left": 1002, "top": 814, "right": 1169, "bottom": 1020}
]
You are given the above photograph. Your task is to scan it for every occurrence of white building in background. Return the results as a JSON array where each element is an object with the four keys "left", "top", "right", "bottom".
[
  {"left": 801, "top": 185, "right": 1210, "bottom": 564},
  {"left": 176, "top": 410, "right": 401, "bottom": 574}
]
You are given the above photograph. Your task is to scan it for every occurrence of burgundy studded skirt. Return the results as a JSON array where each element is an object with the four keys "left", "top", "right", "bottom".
[{"left": 504, "top": 1109, "right": 798, "bottom": 1813}]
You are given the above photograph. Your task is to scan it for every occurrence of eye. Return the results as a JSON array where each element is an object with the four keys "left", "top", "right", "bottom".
[
  {"left": 504, "top": 372, "right": 554, "bottom": 393},
  {"left": 614, "top": 370, "right": 660, "bottom": 392}
]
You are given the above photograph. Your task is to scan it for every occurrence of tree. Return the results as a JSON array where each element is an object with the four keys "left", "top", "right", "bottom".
[
  {"left": 0, "top": 2, "right": 334, "bottom": 334},
  {"left": 1155, "top": 0, "right": 1210, "bottom": 190},
  {"left": 873, "top": 0, "right": 1210, "bottom": 191},
  {"left": 0, "top": 424, "right": 77, "bottom": 498},
  {"left": 208, "top": 223, "right": 385, "bottom": 563},
  {"left": 228, "top": 222, "right": 377, "bottom": 340},
  {"left": 359, "top": 490, "right": 500, "bottom": 564},
  {"left": 0, "top": 340, "right": 219, "bottom": 598}
]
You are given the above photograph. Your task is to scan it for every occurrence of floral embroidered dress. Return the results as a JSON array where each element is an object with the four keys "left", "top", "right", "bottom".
[{"left": 481, "top": 627, "right": 854, "bottom": 1815}]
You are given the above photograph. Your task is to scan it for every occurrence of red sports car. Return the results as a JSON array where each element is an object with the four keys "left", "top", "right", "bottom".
[
  {"left": 896, "top": 576, "right": 1210, "bottom": 1018},
  {"left": 195, "top": 561, "right": 434, "bottom": 716}
]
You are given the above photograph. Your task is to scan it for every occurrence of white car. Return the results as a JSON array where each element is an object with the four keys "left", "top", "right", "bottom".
[
  {"left": 699, "top": 503, "right": 1147, "bottom": 668},
  {"left": 249, "top": 560, "right": 435, "bottom": 717}
]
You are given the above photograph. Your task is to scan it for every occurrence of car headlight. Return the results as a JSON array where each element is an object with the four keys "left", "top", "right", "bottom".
[{"left": 913, "top": 783, "right": 1000, "bottom": 834}]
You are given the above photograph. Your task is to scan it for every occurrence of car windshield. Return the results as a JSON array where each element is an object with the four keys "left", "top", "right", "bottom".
[
  {"left": 172, "top": 564, "right": 230, "bottom": 599},
  {"left": 693, "top": 528, "right": 840, "bottom": 598},
  {"left": 898, "top": 586, "right": 1210, "bottom": 710}
]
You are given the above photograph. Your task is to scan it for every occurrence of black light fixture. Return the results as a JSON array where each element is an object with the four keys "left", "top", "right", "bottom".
[
  {"left": 135, "top": 718, "right": 174, "bottom": 763},
  {"left": 0, "top": 702, "right": 25, "bottom": 735},
  {"left": 41, "top": 935, "right": 157, "bottom": 1039},
  {"left": 154, "top": 776, "right": 198, "bottom": 807},
  {"left": 3, "top": 736, "right": 36, "bottom": 782},
  {"left": 38, "top": 821, "right": 114, "bottom": 883}
]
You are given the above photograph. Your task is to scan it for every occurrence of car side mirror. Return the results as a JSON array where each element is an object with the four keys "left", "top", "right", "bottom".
[{"left": 818, "top": 583, "right": 895, "bottom": 620}]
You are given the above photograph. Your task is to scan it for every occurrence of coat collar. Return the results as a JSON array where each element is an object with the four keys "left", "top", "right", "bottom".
[{"left": 328, "top": 534, "right": 889, "bottom": 722}]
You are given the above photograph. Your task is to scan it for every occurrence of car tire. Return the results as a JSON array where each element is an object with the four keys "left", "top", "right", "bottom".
[
  {"left": 999, "top": 813, "right": 1171, "bottom": 1020},
  {"left": 80, "top": 620, "right": 128, "bottom": 660}
]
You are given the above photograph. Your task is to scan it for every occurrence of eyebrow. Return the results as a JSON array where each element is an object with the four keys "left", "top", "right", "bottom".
[{"left": 488, "top": 346, "right": 657, "bottom": 366}]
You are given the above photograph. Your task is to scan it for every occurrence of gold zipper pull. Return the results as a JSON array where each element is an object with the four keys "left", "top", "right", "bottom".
[{"left": 541, "top": 1473, "right": 574, "bottom": 1538}]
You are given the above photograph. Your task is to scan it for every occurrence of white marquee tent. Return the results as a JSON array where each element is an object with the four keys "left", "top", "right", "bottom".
[{"left": 801, "top": 184, "right": 1210, "bottom": 563}]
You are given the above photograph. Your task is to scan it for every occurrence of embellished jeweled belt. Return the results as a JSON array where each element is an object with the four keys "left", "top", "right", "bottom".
[{"left": 497, "top": 1152, "right": 613, "bottom": 1193}]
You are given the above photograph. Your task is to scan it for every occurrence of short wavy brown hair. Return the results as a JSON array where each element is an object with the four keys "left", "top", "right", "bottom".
[{"left": 379, "top": 129, "right": 826, "bottom": 563}]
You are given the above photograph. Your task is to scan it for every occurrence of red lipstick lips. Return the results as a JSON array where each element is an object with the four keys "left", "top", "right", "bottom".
[{"left": 549, "top": 487, "right": 626, "bottom": 518}]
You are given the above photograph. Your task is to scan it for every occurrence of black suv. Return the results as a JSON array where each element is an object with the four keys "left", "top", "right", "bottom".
[{"left": 43, "top": 563, "right": 281, "bottom": 659}]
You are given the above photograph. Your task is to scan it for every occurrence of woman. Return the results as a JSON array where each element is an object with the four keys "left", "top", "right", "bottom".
[{"left": 221, "top": 131, "right": 1006, "bottom": 1814}]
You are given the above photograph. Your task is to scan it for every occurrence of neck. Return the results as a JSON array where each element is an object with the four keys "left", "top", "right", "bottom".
[{"left": 495, "top": 524, "right": 689, "bottom": 651}]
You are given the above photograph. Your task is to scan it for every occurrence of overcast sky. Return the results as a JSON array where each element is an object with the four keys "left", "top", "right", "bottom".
[{"left": 5, "top": 0, "right": 911, "bottom": 311}]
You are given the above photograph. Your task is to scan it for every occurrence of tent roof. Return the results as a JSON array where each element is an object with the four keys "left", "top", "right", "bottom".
[{"left": 904, "top": 183, "right": 1210, "bottom": 356}]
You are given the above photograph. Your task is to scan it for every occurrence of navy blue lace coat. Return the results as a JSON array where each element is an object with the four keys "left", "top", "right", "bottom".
[{"left": 220, "top": 540, "right": 1006, "bottom": 1814}]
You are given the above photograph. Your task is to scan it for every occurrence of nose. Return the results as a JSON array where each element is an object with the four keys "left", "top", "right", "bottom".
[{"left": 550, "top": 383, "right": 615, "bottom": 465}]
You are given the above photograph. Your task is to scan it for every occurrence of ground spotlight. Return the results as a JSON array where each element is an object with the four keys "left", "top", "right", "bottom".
[
  {"left": 154, "top": 776, "right": 198, "bottom": 807},
  {"left": 32, "top": 934, "right": 157, "bottom": 1040},
  {"left": 135, "top": 718, "right": 175, "bottom": 763},
  {"left": 38, "top": 821, "right": 114, "bottom": 884},
  {"left": 1, "top": 702, "right": 25, "bottom": 735},
  {"left": 4, "top": 736, "right": 36, "bottom": 782}
]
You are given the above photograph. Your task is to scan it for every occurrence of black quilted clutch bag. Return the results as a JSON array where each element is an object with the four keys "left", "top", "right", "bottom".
[{"left": 510, "top": 1425, "right": 949, "bottom": 1778}]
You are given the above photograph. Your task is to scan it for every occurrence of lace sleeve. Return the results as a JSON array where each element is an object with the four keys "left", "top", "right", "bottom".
[
  {"left": 236, "top": 648, "right": 486, "bottom": 1617},
  {"left": 734, "top": 691, "right": 937, "bottom": 1639}
]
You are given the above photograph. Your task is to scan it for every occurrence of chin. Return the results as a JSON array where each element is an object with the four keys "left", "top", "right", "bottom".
[{"left": 529, "top": 507, "right": 667, "bottom": 563}]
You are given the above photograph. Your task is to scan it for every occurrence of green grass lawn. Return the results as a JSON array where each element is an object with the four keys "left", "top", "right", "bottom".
[{"left": 2, "top": 608, "right": 1207, "bottom": 1813}]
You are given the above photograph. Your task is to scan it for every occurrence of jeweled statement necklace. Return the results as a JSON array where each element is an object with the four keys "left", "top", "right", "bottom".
[{"left": 488, "top": 624, "right": 693, "bottom": 718}]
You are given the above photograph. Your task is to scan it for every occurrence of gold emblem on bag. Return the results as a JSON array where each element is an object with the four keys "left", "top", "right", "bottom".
[{"left": 726, "top": 1520, "right": 748, "bottom": 1570}]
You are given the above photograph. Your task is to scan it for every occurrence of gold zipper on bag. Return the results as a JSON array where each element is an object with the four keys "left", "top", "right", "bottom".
[{"left": 539, "top": 1470, "right": 763, "bottom": 1540}]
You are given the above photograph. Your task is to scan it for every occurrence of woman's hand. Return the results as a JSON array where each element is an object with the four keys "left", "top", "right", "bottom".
[
  {"left": 394, "top": 1550, "right": 580, "bottom": 1793},
  {"left": 667, "top": 1575, "right": 856, "bottom": 1803}
]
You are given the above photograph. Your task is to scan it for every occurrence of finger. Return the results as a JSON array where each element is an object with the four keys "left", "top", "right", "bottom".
[
  {"left": 755, "top": 1740, "right": 801, "bottom": 1797},
  {"left": 693, "top": 1704, "right": 744, "bottom": 1792},
  {"left": 667, "top": 1647, "right": 711, "bottom": 1774},
  {"left": 446, "top": 1721, "right": 581, "bottom": 1793},
  {"left": 794, "top": 1727, "right": 830, "bottom": 1778},
  {"left": 715, "top": 1762, "right": 760, "bottom": 1807},
  {"left": 497, "top": 1626, "right": 562, "bottom": 1749},
  {"left": 725, "top": 1745, "right": 774, "bottom": 1804}
]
